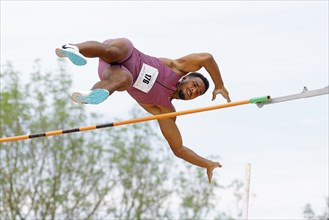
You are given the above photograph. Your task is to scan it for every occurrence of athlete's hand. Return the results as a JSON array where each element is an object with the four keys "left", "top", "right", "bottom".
[
  {"left": 207, "top": 161, "right": 222, "bottom": 184},
  {"left": 212, "top": 86, "right": 231, "bottom": 103}
]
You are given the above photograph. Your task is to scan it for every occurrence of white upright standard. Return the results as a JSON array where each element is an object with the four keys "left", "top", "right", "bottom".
[{"left": 242, "top": 163, "right": 251, "bottom": 220}]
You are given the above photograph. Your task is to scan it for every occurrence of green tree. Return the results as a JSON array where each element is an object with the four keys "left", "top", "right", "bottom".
[
  {"left": 0, "top": 60, "right": 117, "bottom": 219},
  {"left": 304, "top": 204, "right": 316, "bottom": 220},
  {"left": 1, "top": 60, "right": 243, "bottom": 219},
  {"left": 0, "top": 61, "right": 177, "bottom": 219},
  {"left": 102, "top": 108, "right": 174, "bottom": 219},
  {"left": 303, "top": 197, "right": 329, "bottom": 220},
  {"left": 174, "top": 163, "right": 221, "bottom": 219}
]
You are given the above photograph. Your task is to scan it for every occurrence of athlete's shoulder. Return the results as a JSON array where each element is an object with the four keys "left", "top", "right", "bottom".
[
  {"left": 158, "top": 57, "right": 175, "bottom": 68},
  {"left": 158, "top": 57, "right": 185, "bottom": 76},
  {"left": 173, "top": 53, "right": 209, "bottom": 74}
]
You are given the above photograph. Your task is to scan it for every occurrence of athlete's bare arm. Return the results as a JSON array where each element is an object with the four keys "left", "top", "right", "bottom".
[
  {"left": 140, "top": 103, "right": 221, "bottom": 183},
  {"left": 160, "top": 53, "right": 231, "bottom": 102},
  {"left": 175, "top": 53, "right": 230, "bottom": 102}
]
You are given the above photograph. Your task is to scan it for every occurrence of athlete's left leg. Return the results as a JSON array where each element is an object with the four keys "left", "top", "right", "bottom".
[
  {"left": 92, "top": 65, "right": 133, "bottom": 93},
  {"left": 71, "top": 65, "right": 133, "bottom": 105}
]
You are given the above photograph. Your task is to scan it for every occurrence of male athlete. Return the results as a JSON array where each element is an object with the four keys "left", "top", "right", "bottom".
[{"left": 55, "top": 38, "right": 231, "bottom": 183}]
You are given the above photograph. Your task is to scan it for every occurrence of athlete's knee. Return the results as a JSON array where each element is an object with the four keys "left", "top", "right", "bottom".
[
  {"left": 102, "top": 38, "right": 133, "bottom": 63},
  {"left": 101, "top": 45, "right": 121, "bottom": 61},
  {"left": 109, "top": 66, "right": 133, "bottom": 91},
  {"left": 118, "top": 38, "right": 133, "bottom": 57},
  {"left": 119, "top": 70, "right": 133, "bottom": 88},
  {"left": 113, "top": 38, "right": 133, "bottom": 62}
]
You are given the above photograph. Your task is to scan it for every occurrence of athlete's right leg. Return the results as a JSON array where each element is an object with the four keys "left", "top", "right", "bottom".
[
  {"left": 75, "top": 38, "right": 133, "bottom": 63},
  {"left": 56, "top": 38, "right": 134, "bottom": 65},
  {"left": 56, "top": 38, "right": 133, "bottom": 65}
]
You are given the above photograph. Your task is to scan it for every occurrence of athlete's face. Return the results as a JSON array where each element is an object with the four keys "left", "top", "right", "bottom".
[{"left": 177, "top": 76, "right": 206, "bottom": 100}]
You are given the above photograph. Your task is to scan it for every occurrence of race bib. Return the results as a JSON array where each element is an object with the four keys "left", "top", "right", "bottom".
[{"left": 133, "top": 63, "right": 159, "bottom": 93}]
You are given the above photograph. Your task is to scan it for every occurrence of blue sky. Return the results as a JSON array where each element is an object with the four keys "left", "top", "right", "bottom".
[{"left": 1, "top": 1, "right": 328, "bottom": 218}]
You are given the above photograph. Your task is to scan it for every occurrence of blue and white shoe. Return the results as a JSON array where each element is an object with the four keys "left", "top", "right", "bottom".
[
  {"left": 55, "top": 44, "right": 87, "bottom": 66},
  {"left": 71, "top": 89, "right": 109, "bottom": 104}
]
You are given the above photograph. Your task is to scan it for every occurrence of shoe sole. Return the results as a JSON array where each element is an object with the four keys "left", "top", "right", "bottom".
[
  {"left": 71, "top": 89, "right": 109, "bottom": 104},
  {"left": 55, "top": 48, "right": 87, "bottom": 66}
]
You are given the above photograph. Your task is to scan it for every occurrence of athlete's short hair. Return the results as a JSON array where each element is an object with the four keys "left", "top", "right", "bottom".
[{"left": 188, "top": 72, "right": 209, "bottom": 94}]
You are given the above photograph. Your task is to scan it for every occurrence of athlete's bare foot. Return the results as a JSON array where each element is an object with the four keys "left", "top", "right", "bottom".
[{"left": 206, "top": 162, "right": 222, "bottom": 183}]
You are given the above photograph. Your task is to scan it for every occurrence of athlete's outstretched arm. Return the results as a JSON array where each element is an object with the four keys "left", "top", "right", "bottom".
[
  {"left": 157, "top": 117, "right": 221, "bottom": 183},
  {"left": 175, "top": 53, "right": 231, "bottom": 102}
]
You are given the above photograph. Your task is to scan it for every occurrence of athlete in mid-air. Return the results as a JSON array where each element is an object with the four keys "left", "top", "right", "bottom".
[{"left": 56, "top": 37, "right": 231, "bottom": 183}]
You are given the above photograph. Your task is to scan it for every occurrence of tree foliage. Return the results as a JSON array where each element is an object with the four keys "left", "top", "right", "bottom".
[
  {"left": 303, "top": 197, "right": 329, "bottom": 220},
  {"left": 1, "top": 60, "right": 243, "bottom": 219},
  {"left": 1, "top": 60, "right": 118, "bottom": 219}
]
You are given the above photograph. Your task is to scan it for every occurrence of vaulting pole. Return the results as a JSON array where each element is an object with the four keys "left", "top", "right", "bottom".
[{"left": 0, "top": 96, "right": 270, "bottom": 143}]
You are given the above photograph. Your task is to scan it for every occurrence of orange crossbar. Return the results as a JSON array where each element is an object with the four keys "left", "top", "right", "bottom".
[
  {"left": 0, "top": 98, "right": 261, "bottom": 143},
  {"left": 113, "top": 99, "right": 250, "bottom": 126},
  {"left": 1, "top": 135, "right": 30, "bottom": 142}
]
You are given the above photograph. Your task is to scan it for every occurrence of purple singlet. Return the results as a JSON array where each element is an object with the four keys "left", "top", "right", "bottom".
[{"left": 98, "top": 38, "right": 181, "bottom": 109}]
